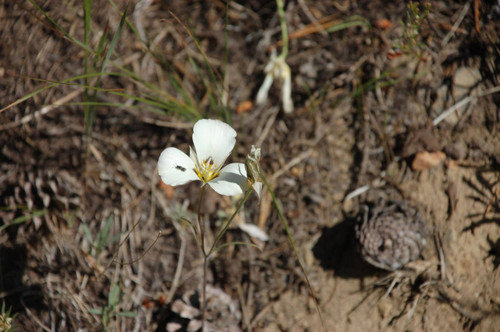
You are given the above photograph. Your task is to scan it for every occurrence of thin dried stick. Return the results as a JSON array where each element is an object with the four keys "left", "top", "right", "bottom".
[
  {"left": 166, "top": 233, "right": 187, "bottom": 303},
  {"left": 433, "top": 86, "right": 500, "bottom": 126},
  {"left": 0, "top": 88, "right": 84, "bottom": 130},
  {"left": 269, "top": 149, "right": 314, "bottom": 183},
  {"left": 442, "top": 2, "right": 470, "bottom": 46}
]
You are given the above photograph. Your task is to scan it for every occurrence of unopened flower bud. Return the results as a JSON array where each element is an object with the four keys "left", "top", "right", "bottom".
[{"left": 245, "top": 145, "right": 263, "bottom": 198}]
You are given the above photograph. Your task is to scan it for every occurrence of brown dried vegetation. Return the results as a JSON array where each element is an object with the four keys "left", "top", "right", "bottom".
[{"left": 1, "top": 1, "right": 500, "bottom": 331}]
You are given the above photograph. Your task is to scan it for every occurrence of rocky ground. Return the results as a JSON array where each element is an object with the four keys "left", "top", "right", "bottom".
[{"left": 0, "top": 0, "right": 499, "bottom": 331}]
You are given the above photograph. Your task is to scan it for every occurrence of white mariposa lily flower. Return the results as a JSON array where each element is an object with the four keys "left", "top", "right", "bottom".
[
  {"left": 256, "top": 50, "right": 294, "bottom": 113},
  {"left": 158, "top": 119, "right": 249, "bottom": 196}
]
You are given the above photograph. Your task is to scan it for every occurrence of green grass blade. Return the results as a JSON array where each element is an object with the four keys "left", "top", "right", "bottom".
[
  {"left": 325, "top": 15, "right": 370, "bottom": 33},
  {"left": 82, "top": 223, "right": 96, "bottom": 248},
  {"left": 117, "top": 311, "right": 137, "bottom": 318},
  {"left": 168, "top": 10, "right": 228, "bottom": 121},
  {"left": 94, "top": 25, "right": 111, "bottom": 71},
  {"left": 0, "top": 209, "right": 47, "bottom": 232},
  {"left": 99, "top": 6, "right": 128, "bottom": 74},
  {"left": 96, "top": 215, "right": 114, "bottom": 256},
  {"left": 0, "top": 72, "right": 122, "bottom": 114},
  {"left": 26, "top": 0, "right": 93, "bottom": 53}
]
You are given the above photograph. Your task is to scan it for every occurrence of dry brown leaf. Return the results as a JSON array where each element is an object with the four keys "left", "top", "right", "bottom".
[
  {"left": 236, "top": 100, "right": 253, "bottom": 114},
  {"left": 159, "top": 180, "right": 175, "bottom": 200},
  {"left": 412, "top": 151, "right": 446, "bottom": 171},
  {"left": 376, "top": 18, "right": 392, "bottom": 29}
]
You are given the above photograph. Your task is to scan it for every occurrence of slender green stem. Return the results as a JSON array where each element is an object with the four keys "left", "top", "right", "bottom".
[
  {"left": 276, "top": 0, "right": 288, "bottom": 60},
  {"left": 208, "top": 188, "right": 253, "bottom": 256},
  {"left": 261, "top": 173, "right": 326, "bottom": 332},
  {"left": 196, "top": 185, "right": 207, "bottom": 331},
  {"left": 198, "top": 184, "right": 255, "bottom": 331},
  {"left": 197, "top": 185, "right": 208, "bottom": 256},
  {"left": 202, "top": 255, "right": 207, "bottom": 332}
]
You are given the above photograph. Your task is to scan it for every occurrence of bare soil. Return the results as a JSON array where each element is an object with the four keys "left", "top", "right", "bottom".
[{"left": 1, "top": 1, "right": 499, "bottom": 331}]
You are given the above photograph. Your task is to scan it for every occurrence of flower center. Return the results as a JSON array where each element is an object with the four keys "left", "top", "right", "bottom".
[{"left": 195, "top": 157, "right": 220, "bottom": 183}]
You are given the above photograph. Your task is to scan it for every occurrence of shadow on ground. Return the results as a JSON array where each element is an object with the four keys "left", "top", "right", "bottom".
[
  {"left": 0, "top": 245, "right": 45, "bottom": 315},
  {"left": 313, "top": 216, "right": 379, "bottom": 279}
]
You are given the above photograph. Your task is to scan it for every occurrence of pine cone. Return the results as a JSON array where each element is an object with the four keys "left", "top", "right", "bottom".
[{"left": 355, "top": 200, "right": 429, "bottom": 271}]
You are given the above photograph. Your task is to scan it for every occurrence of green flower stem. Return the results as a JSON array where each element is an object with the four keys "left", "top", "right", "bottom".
[
  {"left": 209, "top": 188, "right": 253, "bottom": 256},
  {"left": 197, "top": 184, "right": 208, "bottom": 331},
  {"left": 276, "top": 0, "right": 289, "bottom": 60},
  {"left": 199, "top": 186, "right": 252, "bottom": 331},
  {"left": 197, "top": 185, "right": 208, "bottom": 256},
  {"left": 202, "top": 255, "right": 208, "bottom": 332},
  {"left": 261, "top": 173, "right": 326, "bottom": 331}
]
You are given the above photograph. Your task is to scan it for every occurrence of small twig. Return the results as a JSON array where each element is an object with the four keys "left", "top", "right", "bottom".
[
  {"left": 442, "top": 2, "right": 470, "bottom": 46},
  {"left": 132, "top": 0, "right": 153, "bottom": 42},
  {"left": 407, "top": 294, "right": 420, "bottom": 320},
  {"left": 344, "top": 175, "right": 387, "bottom": 201},
  {"left": 434, "top": 230, "right": 452, "bottom": 283},
  {"left": 382, "top": 272, "right": 401, "bottom": 299},
  {"left": 166, "top": 233, "right": 187, "bottom": 303},
  {"left": 269, "top": 149, "right": 314, "bottom": 183},
  {"left": 433, "top": 95, "right": 472, "bottom": 126},
  {"left": 0, "top": 88, "right": 84, "bottom": 130},
  {"left": 344, "top": 184, "right": 371, "bottom": 201},
  {"left": 116, "top": 152, "right": 145, "bottom": 190},
  {"left": 432, "top": 86, "right": 500, "bottom": 126},
  {"left": 297, "top": 0, "right": 328, "bottom": 37},
  {"left": 112, "top": 230, "right": 162, "bottom": 266},
  {"left": 236, "top": 283, "right": 251, "bottom": 332},
  {"left": 21, "top": 295, "right": 52, "bottom": 332},
  {"left": 255, "top": 106, "right": 279, "bottom": 147},
  {"left": 483, "top": 185, "right": 498, "bottom": 219},
  {"left": 474, "top": 0, "right": 481, "bottom": 34},
  {"left": 121, "top": 107, "right": 194, "bottom": 129}
]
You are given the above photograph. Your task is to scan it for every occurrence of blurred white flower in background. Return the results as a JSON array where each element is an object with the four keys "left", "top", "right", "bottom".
[
  {"left": 158, "top": 119, "right": 248, "bottom": 196},
  {"left": 256, "top": 50, "right": 294, "bottom": 113}
]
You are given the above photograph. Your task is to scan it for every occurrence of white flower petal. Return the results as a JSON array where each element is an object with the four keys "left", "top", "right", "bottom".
[
  {"left": 192, "top": 119, "right": 236, "bottom": 167},
  {"left": 238, "top": 223, "right": 269, "bottom": 241},
  {"left": 158, "top": 147, "right": 198, "bottom": 186},
  {"left": 208, "top": 163, "right": 248, "bottom": 196},
  {"left": 252, "top": 182, "right": 263, "bottom": 199},
  {"left": 189, "top": 146, "right": 200, "bottom": 170},
  {"left": 256, "top": 74, "right": 273, "bottom": 105}
]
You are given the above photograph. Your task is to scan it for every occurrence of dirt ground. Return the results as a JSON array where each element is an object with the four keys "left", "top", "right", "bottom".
[{"left": 1, "top": 1, "right": 499, "bottom": 331}]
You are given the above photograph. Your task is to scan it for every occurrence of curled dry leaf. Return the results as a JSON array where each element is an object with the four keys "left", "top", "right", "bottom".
[
  {"left": 236, "top": 100, "right": 253, "bottom": 114},
  {"left": 412, "top": 151, "right": 446, "bottom": 171},
  {"left": 159, "top": 180, "right": 175, "bottom": 200},
  {"left": 376, "top": 18, "right": 392, "bottom": 29}
]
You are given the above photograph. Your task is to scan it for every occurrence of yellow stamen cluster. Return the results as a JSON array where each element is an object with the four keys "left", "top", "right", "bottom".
[{"left": 195, "top": 158, "right": 220, "bottom": 183}]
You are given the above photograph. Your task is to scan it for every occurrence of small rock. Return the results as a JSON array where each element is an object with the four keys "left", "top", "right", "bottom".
[
  {"left": 412, "top": 151, "right": 446, "bottom": 171},
  {"left": 378, "top": 298, "right": 393, "bottom": 318},
  {"left": 454, "top": 66, "right": 481, "bottom": 99},
  {"left": 444, "top": 140, "right": 467, "bottom": 160}
]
